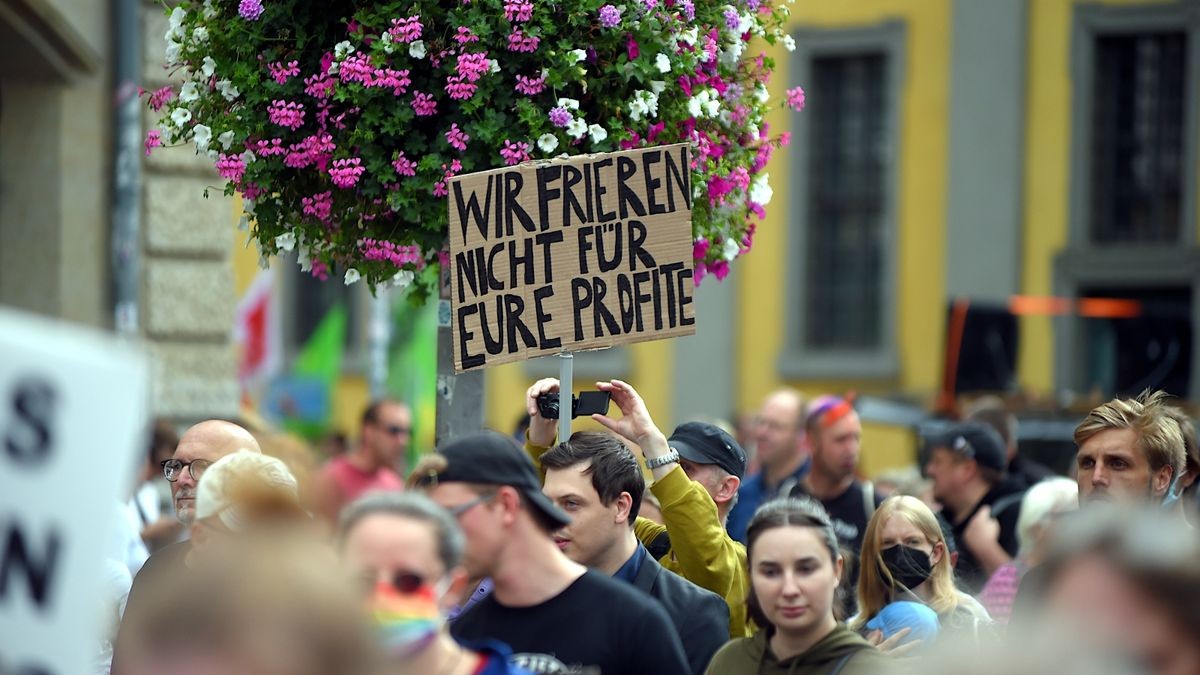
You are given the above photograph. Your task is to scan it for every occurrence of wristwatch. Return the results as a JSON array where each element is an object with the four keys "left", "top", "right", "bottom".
[{"left": 645, "top": 449, "right": 680, "bottom": 470}]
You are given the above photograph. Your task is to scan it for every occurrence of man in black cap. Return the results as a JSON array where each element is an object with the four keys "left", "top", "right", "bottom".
[
  {"left": 412, "top": 430, "right": 688, "bottom": 675},
  {"left": 924, "top": 422, "right": 1025, "bottom": 593},
  {"left": 525, "top": 378, "right": 753, "bottom": 638}
]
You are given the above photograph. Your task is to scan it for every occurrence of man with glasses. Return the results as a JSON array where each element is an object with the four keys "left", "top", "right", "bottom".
[
  {"left": 112, "top": 419, "right": 260, "bottom": 674},
  {"left": 316, "top": 398, "right": 410, "bottom": 522},
  {"left": 411, "top": 431, "right": 689, "bottom": 675}
]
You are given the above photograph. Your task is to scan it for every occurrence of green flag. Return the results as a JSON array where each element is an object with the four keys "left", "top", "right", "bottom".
[{"left": 279, "top": 302, "right": 347, "bottom": 439}]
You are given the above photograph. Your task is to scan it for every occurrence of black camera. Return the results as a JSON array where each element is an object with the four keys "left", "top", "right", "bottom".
[{"left": 535, "top": 391, "right": 611, "bottom": 420}]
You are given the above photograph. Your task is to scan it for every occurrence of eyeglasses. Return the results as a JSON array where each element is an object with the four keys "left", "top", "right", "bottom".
[
  {"left": 446, "top": 492, "right": 494, "bottom": 518},
  {"left": 161, "top": 458, "right": 213, "bottom": 482},
  {"left": 384, "top": 425, "right": 411, "bottom": 437}
]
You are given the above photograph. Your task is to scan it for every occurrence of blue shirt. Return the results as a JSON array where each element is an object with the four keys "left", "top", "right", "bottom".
[
  {"left": 725, "top": 457, "right": 811, "bottom": 543},
  {"left": 612, "top": 543, "right": 649, "bottom": 585}
]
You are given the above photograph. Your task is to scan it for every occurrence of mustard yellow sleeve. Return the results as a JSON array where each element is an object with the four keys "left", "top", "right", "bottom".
[
  {"left": 524, "top": 436, "right": 551, "bottom": 480},
  {"left": 650, "top": 466, "right": 752, "bottom": 637}
]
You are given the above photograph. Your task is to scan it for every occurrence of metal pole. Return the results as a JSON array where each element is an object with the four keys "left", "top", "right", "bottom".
[
  {"left": 368, "top": 288, "right": 391, "bottom": 398},
  {"left": 111, "top": 0, "right": 142, "bottom": 337},
  {"left": 435, "top": 297, "right": 484, "bottom": 446},
  {"left": 557, "top": 352, "right": 573, "bottom": 443}
]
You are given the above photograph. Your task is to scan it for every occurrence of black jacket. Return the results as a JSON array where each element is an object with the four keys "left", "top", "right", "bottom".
[{"left": 632, "top": 547, "right": 730, "bottom": 675}]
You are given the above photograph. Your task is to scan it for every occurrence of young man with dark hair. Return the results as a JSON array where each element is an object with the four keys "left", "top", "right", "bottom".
[
  {"left": 315, "top": 398, "right": 409, "bottom": 521},
  {"left": 541, "top": 432, "right": 728, "bottom": 675},
  {"left": 414, "top": 430, "right": 688, "bottom": 675},
  {"left": 924, "top": 422, "right": 1023, "bottom": 593},
  {"left": 525, "top": 378, "right": 753, "bottom": 638}
]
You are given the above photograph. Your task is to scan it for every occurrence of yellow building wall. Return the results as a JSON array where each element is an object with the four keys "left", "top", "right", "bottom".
[
  {"left": 1017, "top": 0, "right": 1188, "bottom": 392},
  {"left": 736, "top": 0, "right": 952, "bottom": 477}
]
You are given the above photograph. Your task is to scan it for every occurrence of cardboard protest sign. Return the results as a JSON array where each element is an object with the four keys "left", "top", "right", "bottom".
[
  {"left": 448, "top": 144, "right": 696, "bottom": 372},
  {"left": 0, "top": 308, "right": 148, "bottom": 675}
]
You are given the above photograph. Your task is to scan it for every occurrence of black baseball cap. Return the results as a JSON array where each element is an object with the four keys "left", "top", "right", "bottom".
[
  {"left": 668, "top": 422, "right": 747, "bottom": 479},
  {"left": 431, "top": 431, "right": 571, "bottom": 528},
  {"left": 930, "top": 422, "right": 1007, "bottom": 473}
]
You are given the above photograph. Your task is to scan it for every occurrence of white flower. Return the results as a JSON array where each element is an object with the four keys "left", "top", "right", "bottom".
[
  {"left": 391, "top": 270, "right": 415, "bottom": 289},
  {"left": 687, "top": 90, "right": 709, "bottom": 118},
  {"left": 201, "top": 56, "right": 217, "bottom": 78},
  {"left": 334, "top": 41, "right": 355, "bottom": 60},
  {"left": 218, "top": 130, "right": 236, "bottom": 150},
  {"left": 749, "top": 173, "right": 773, "bottom": 206},
  {"left": 169, "top": 6, "right": 187, "bottom": 31},
  {"left": 782, "top": 35, "right": 796, "bottom": 52},
  {"left": 722, "top": 237, "right": 741, "bottom": 261},
  {"left": 754, "top": 83, "right": 769, "bottom": 104},
  {"left": 192, "top": 124, "right": 212, "bottom": 151},
  {"left": 179, "top": 81, "right": 200, "bottom": 103},
  {"left": 720, "top": 40, "right": 745, "bottom": 68},
  {"left": 171, "top": 107, "right": 192, "bottom": 127},
  {"left": 569, "top": 49, "right": 587, "bottom": 64},
  {"left": 557, "top": 97, "right": 580, "bottom": 111},
  {"left": 537, "top": 133, "right": 559, "bottom": 154},
  {"left": 380, "top": 32, "right": 394, "bottom": 53},
  {"left": 202, "top": 0, "right": 218, "bottom": 19},
  {"left": 344, "top": 268, "right": 361, "bottom": 286},
  {"left": 237, "top": 215, "right": 250, "bottom": 232},
  {"left": 328, "top": 62, "right": 340, "bottom": 75},
  {"left": 164, "top": 40, "right": 182, "bottom": 66},
  {"left": 219, "top": 80, "right": 240, "bottom": 101},
  {"left": 488, "top": 59, "right": 501, "bottom": 74},
  {"left": 650, "top": 80, "right": 666, "bottom": 95},
  {"left": 409, "top": 40, "right": 426, "bottom": 59},
  {"left": 165, "top": 25, "right": 183, "bottom": 43},
  {"left": 629, "top": 97, "right": 649, "bottom": 122},
  {"left": 242, "top": 150, "right": 256, "bottom": 164},
  {"left": 258, "top": 255, "right": 270, "bottom": 270},
  {"left": 655, "top": 53, "right": 672, "bottom": 73},
  {"left": 192, "top": 26, "right": 209, "bottom": 44},
  {"left": 747, "top": 122, "right": 759, "bottom": 138},
  {"left": 566, "top": 118, "right": 588, "bottom": 140},
  {"left": 297, "top": 244, "right": 312, "bottom": 273},
  {"left": 704, "top": 98, "right": 720, "bottom": 117},
  {"left": 275, "top": 232, "right": 297, "bottom": 252},
  {"left": 680, "top": 27, "right": 699, "bottom": 46},
  {"left": 588, "top": 124, "right": 608, "bottom": 144},
  {"left": 737, "top": 12, "right": 754, "bottom": 35},
  {"left": 206, "top": 149, "right": 219, "bottom": 161}
]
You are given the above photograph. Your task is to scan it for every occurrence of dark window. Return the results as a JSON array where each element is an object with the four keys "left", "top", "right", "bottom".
[
  {"left": 291, "top": 265, "right": 359, "bottom": 352},
  {"left": 1090, "top": 32, "right": 1187, "bottom": 244},
  {"left": 804, "top": 53, "right": 889, "bottom": 349},
  {"left": 1081, "top": 286, "right": 1192, "bottom": 398}
]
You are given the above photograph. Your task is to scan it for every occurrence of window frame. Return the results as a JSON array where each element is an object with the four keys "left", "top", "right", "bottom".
[{"left": 778, "top": 21, "right": 905, "bottom": 380}]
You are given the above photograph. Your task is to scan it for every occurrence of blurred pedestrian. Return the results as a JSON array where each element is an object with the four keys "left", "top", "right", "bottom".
[
  {"left": 315, "top": 399, "right": 409, "bottom": 521},
  {"left": 727, "top": 389, "right": 811, "bottom": 544},
  {"left": 967, "top": 398, "right": 1055, "bottom": 491},
  {"left": 338, "top": 492, "right": 532, "bottom": 675}
]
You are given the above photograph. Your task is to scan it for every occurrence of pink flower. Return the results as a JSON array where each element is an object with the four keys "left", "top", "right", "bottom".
[
  {"left": 304, "top": 72, "right": 335, "bottom": 99},
  {"left": 411, "top": 92, "right": 438, "bottom": 116},
  {"left": 252, "top": 138, "right": 287, "bottom": 156},
  {"left": 626, "top": 35, "right": 640, "bottom": 60},
  {"left": 499, "top": 139, "right": 531, "bottom": 165},
  {"left": 445, "top": 123, "right": 470, "bottom": 151},
  {"left": 268, "top": 60, "right": 301, "bottom": 84},
  {"left": 598, "top": 4, "right": 622, "bottom": 27},
  {"left": 339, "top": 53, "right": 374, "bottom": 85},
  {"left": 679, "top": 0, "right": 695, "bottom": 20},
  {"left": 548, "top": 106, "right": 572, "bottom": 127},
  {"left": 694, "top": 261, "right": 708, "bottom": 285},
  {"left": 437, "top": 250, "right": 451, "bottom": 268},
  {"left": 329, "top": 157, "right": 365, "bottom": 189},
  {"left": 302, "top": 191, "right": 333, "bottom": 222},
  {"left": 147, "top": 86, "right": 174, "bottom": 111},
  {"left": 433, "top": 181, "right": 448, "bottom": 197},
  {"left": 444, "top": 75, "right": 477, "bottom": 100},
  {"left": 360, "top": 239, "right": 426, "bottom": 268},
  {"left": 504, "top": 0, "right": 534, "bottom": 22},
  {"left": 514, "top": 74, "right": 546, "bottom": 95},
  {"left": 707, "top": 175, "right": 733, "bottom": 206},
  {"left": 389, "top": 16, "right": 423, "bottom": 43},
  {"left": 711, "top": 260, "right": 730, "bottom": 281},
  {"left": 693, "top": 238, "right": 710, "bottom": 261},
  {"left": 392, "top": 152, "right": 417, "bottom": 177},
  {"left": 238, "top": 0, "right": 264, "bottom": 20},
  {"left": 215, "top": 153, "right": 246, "bottom": 183},
  {"left": 267, "top": 100, "right": 306, "bottom": 130},
  {"left": 456, "top": 52, "right": 491, "bottom": 82},
  {"left": 507, "top": 29, "right": 540, "bottom": 53},
  {"left": 371, "top": 67, "right": 412, "bottom": 95},
  {"left": 786, "top": 86, "right": 806, "bottom": 111},
  {"left": 144, "top": 129, "right": 162, "bottom": 156},
  {"left": 779, "top": 131, "right": 792, "bottom": 147},
  {"left": 310, "top": 260, "right": 330, "bottom": 281},
  {"left": 454, "top": 27, "right": 480, "bottom": 44}
]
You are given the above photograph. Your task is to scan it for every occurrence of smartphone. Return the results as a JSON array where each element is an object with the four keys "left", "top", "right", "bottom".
[{"left": 572, "top": 391, "right": 611, "bottom": 419}]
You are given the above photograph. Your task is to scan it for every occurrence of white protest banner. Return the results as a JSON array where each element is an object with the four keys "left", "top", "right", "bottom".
[
  {"left": 0, "top": 308, "right": 148, "bottom": 675},
  {"left": 448, "top": 144, "right": 697, "bottom": 372}
]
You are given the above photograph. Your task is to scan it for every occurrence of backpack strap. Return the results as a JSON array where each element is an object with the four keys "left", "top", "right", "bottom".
[{"left": 862, "top": 480, "right": 876, "bottom": 522}]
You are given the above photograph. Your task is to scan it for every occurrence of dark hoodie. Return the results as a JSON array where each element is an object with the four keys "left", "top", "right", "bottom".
[{"left": 704, "top": 624, "right": 886, "bottom": 675}]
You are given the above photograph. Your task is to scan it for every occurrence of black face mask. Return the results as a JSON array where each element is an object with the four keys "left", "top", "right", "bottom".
[{"left": 879, "top": 545, "right": 933, "bottom": 591}]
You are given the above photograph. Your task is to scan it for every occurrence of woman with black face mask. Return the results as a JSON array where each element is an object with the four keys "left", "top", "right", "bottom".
[{"left": 850, "top": 496, "right": 992, "bottom": 649}]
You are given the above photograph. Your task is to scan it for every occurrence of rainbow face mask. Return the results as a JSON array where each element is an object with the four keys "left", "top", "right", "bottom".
[{"left": 369, "top": 576, "right": 448, "bottom": 657}]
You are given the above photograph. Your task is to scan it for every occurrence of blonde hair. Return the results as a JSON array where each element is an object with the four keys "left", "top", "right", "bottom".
[
  {"left": 852, "top": 496, "right": 961, "bottom": 630},
  {"left": 1074, "top": 390, "right": 1185, "bottom": 476}
]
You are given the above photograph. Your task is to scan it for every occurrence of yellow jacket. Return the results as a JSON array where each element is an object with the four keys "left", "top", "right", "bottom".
[{"left": 526, "top": 440, "right": 752, "bottom": 638}]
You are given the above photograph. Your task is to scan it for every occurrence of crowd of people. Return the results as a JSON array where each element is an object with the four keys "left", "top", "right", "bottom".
[{"left": 94, "top": 381, "right": 1200, "bottom": 675}]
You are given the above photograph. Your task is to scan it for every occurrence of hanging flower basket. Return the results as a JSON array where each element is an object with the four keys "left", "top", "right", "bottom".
[{"left": 148, "top": 0, "right": 805, "bottom": 301}]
